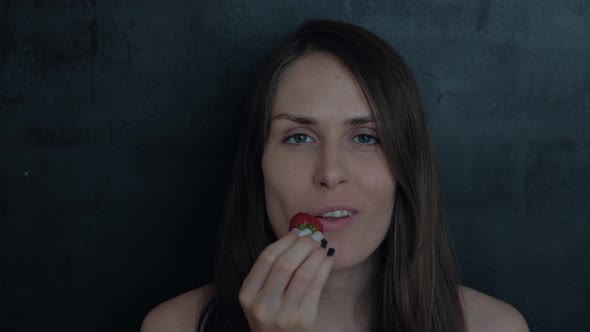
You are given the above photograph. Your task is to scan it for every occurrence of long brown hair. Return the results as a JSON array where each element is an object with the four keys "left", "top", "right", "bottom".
[{"left": 198, "top": 19, "right": 465, "bottom": 332}]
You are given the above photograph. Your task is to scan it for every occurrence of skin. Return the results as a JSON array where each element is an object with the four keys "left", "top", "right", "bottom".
[
  {"left": 142, "top": 285, "right": 531, "bottom": 332},
  {"left": 140, "top": 51, "right": 530, "bottom": 332},
  {"left": 262, "top": 51, "right": 396, "bottom": 269},
  {"left": 254, "top": 51, "right": 397, "bottom": 331}
]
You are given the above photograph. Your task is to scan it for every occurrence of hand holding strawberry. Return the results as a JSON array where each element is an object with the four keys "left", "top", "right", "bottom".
[{"left": 238, "top": 212, "right": 334, "bottom": 332}]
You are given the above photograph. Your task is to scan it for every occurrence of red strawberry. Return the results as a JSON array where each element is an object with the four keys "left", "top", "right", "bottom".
[{"left": 289, "top": 212, "right": 324, "bottom": 233}]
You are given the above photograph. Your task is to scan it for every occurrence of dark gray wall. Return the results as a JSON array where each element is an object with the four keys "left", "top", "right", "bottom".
[{"left": 1, "top": 1, "right": 588, "bottom": 331}]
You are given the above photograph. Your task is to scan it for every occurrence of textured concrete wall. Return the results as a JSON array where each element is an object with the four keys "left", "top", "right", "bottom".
[{"left": 1, "top": 1, "right": 588, "bottom": 331}]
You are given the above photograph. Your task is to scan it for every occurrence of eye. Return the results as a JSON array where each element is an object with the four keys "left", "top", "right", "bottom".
[
  {"left": 353, "top": 134, "right": 380, "bottom": 145},
  {"left": 284, "top": 133, "right": 314, "bottom": 145},
  {"left": 283, "top": 133, "right": 380, "bottom": 145}
]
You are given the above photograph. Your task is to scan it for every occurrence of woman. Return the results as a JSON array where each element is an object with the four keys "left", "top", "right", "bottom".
[{"left": 142, "top": 19, "right": 529, "bottom": 332}]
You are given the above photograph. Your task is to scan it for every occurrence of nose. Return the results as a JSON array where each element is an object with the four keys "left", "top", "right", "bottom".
[{"left": 312, "top": 143, "right": 348, "bottom": 189}]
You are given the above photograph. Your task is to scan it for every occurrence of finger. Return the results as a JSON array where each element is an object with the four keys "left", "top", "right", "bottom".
[
  {"left": 240, "top": 231, "right": 300, "bottom": 304},
  {"left": 279, "top": 246, "right": 328, "bottom": 317},
  {"left": 300, "top": 252, "right": 334, "bottom": 316},
  {"left": 258, "top": 233, "right": 322, "bottom": 302}
]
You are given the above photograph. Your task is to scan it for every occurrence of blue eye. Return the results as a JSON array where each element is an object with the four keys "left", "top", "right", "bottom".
[
  {"left": 285, "top": 133, "right": 314, "bottom": 144},
  {"left": 353, "top": 134, "right": 380, "bottom": 145},
  {"left": 284, "top": 133, "right": 380, "bottom": 145}
]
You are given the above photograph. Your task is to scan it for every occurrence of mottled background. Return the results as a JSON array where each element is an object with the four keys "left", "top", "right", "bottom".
[{"left": 1, "top": 1, "right": 589, "bottom": 331}]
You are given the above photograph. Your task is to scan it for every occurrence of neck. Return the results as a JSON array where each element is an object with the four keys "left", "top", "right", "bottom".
[{"left": 316, "top": 254, "right": 378, "bottom": 330}]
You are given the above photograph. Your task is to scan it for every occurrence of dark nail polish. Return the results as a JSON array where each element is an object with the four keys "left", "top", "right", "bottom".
[
  {"left": 327, "top": 248, "right": 335, "bottom": 256},
  {"left": 321, "top": 239, "right": 328, "bottom": 248}
]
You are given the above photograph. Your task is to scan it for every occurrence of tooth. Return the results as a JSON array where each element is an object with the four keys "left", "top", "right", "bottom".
[{"left": 320, "top": 210, "right": 352, "bottom": 218}]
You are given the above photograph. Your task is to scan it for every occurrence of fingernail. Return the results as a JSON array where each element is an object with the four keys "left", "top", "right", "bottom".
[
  {"left": 311, "top": 231, "right": 324, "bottom": 242},
  {"left": 290, "top": 227, "right": 300, "bottom": 233},
  {"left": 320, "top": 239, "right": 328, "bottom": 248},
  {"left": 327, "top": 248, "right": 335, "bottom": 256},
  {"left": 298, "top": 228, "right": 312, "bottom": 237}
]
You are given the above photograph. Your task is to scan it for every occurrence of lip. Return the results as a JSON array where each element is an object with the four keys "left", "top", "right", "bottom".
[
  {"left": 316, "top": 214, "right": 356, "bottom": 232},
  {"left": 307, "top": 204, "right": 359, "bottom": 232},
  {"left": 309, "top": 205, "right": 359, "bottom": 217}
]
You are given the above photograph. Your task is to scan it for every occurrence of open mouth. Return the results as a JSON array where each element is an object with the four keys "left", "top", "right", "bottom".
[{"left": 316, "top": 216, "right": 349, "bottom": 221}]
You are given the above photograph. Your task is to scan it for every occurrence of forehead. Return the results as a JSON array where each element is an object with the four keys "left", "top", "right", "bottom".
[{"left": 272, "top": 52, "right": 370, "bottom": 117}]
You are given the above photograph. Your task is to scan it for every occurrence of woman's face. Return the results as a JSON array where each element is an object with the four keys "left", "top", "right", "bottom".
[{"left": 262, "top": 52, "right": 397, "bottom": 269}]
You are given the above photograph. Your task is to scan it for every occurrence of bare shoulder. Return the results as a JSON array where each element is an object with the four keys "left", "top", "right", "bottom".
[
  {"left": 459, "top": 285, "right": 529, "bottom": 332},
  {"left": 141, "top": 284, "right": 215, "bottom": 332}
]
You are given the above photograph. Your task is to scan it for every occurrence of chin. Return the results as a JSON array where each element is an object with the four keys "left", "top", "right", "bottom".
[
  {"left": 331, "top": 246, "right": 380, "bottom": 273},
  {"left": 329, "top": 251, "right": 364, "bottom": 270}
]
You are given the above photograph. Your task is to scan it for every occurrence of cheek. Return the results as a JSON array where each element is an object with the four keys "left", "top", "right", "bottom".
[
  {"left": 358, "top": 164, "right": 396, "bottom": 196},
  {"left": 263, "top": 153, "right": 302, "bottom": 194},
  {"left": 262, "top": 151, "right": 309, "bottom": 234},
  {"left": 263, "top": 145, "right": 311, "bottom": 190}
]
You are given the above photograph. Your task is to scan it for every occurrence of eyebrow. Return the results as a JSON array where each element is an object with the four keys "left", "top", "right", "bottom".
[{"left": 271, "top": 113, "right": 375, "bottom": 126}]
